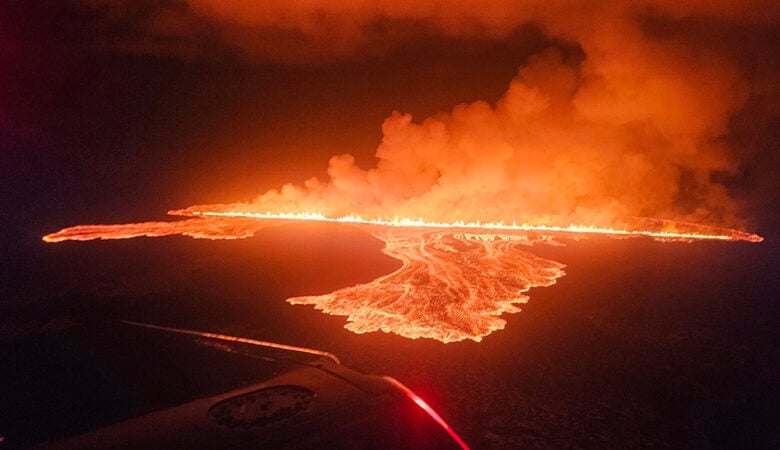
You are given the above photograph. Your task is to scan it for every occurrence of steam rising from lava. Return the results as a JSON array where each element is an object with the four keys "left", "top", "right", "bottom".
[
  {"left": 85, "top": 0, "right": 779, "bottom": 228},
  {"left": 156, "top": 15, "right": 755, "bottom": 228}
]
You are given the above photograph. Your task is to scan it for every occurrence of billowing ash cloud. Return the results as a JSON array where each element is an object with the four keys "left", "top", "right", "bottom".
[{"left": 86, "top": 0, "right": 778, "bottom": 227}]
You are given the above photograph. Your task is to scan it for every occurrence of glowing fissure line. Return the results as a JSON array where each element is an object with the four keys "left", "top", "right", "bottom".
[{"left": 185, "top": 210, "right": 763, "bottom": 242}]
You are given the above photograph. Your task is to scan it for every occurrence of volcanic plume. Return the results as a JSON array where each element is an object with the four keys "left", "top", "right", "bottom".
[
  {"left": 83, "top": 0, "right": 774, "bottom": 228},
  {"left": 42, "top": 0, "right": 772, "bottom": 341}
]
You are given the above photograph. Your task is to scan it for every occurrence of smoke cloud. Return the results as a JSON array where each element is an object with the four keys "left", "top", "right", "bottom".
[{"left": 86, "top": 0, "right": 778, "bottom": 227}]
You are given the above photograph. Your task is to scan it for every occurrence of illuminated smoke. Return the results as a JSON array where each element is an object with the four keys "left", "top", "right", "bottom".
[
  {"left": 186, "top": 42, "right": 747, "bottom": 227},
  {"left": 85, "top": 1, "right": 775, "bottom": 228}
]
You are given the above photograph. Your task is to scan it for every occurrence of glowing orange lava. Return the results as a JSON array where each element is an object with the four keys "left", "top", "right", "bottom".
[
  {"left": 42, "top": 210, "right": 763, "bottom": 342},
  {"left": 289, "top": 228, "right": 565, "bottom": 342},
  {"left": 174, "top": 210, "right": 764, "bottom": 243},
  {"left": 41, "top": 217, "right": 266, "bottom": 242}
]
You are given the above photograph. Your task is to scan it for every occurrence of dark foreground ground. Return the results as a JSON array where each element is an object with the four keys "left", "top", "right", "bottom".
[{"left": 2, "top": 223, "right": 778, "bottom": 449}]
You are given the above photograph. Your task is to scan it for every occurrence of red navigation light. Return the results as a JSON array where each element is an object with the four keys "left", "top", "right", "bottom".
[{"left": 383, "top": 377, "right": 470, "bottom": 450}]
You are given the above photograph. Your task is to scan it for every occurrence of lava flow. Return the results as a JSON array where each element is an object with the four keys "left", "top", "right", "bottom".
[
  {"left": 42, "top": 211, "right": 762, "bottom": 343},
  {"left": 288, "top": 228, "right": 566, "bottom": 342}
]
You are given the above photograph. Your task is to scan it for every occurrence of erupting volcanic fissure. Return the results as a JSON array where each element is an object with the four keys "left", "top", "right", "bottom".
[
  {"left": 43, "top": 210, "right": 762, "bottom": 342},
  {"left": 40, "top": 0, "right": 772, "bottom": 342}
]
